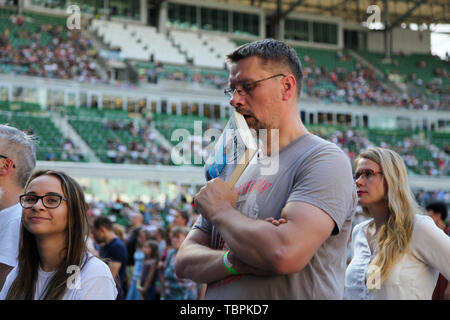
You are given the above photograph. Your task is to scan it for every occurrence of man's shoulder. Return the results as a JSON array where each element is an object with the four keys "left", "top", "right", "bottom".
[
  {"left": 288, "top": 134, "right": 349, "bottom": 169},
  {"left": 310, "top": 134, "right": 347, "bottom": 155},
  {"left": 290, "top": 134, "right": 345, "bottom": 157},
  {"left": 102, "top": 238, "right": 128, "bottom": 262},
  {"left": 104, "top": 237, "right": 127, "bottom": 252},
  {"left": 110, "top": 237, "right": 127, "bottom": 249},
  {"left": 0, "top": 203, "right": 22, "bottom": 222}
]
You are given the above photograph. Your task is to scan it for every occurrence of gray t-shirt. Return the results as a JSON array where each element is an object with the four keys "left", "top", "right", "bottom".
[{"left": 194, "top": 133, "right": 357, "bottom": 299}]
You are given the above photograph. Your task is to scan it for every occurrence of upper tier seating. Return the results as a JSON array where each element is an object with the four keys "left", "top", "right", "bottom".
[
  {"left": 66, "top": 106, "right": 171, "bottom": 165},
  {"left": 169, "top": 30, "right": 231, "bottom": 69},
  {"left": 0, "top": 100, "right": 75, "bottom": 161},
  {"left": 357, "top": 50, "right": 449, "bottom": 110},
  {"left": 0, "top": 10, "right": 101, "bottom": 83},
  {"left": 91, "top": 19, "right": 186, "bottom": 65}
]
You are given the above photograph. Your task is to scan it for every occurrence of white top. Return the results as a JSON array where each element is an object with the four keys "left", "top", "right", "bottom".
[
  {"left": 0, "top": 203, "right": 22, "bottom": 266},
  {"left": 345, "top": 214, "right": 450, "bottom": 299},
  {"left": 0, "top": 253, "right": 118, "bottom": 300}
]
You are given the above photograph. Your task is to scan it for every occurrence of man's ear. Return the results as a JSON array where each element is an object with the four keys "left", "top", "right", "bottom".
[
  {"left": 281, "top": 74, "right": 296, "bottom": 101},
  {"left": 0, "top": 158, "right": 14, "bottom": 176}
]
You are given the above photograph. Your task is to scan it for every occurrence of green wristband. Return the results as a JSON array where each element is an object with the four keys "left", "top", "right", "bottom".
[{"left": 223, "top": 250, "right": 239, "bottom": 275}]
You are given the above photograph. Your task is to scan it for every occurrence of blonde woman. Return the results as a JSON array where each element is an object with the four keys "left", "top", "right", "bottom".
[
  {"left": 0, "top": 170, "right": 117, "bottom": 300},
  {"left": 345, "top": 147, "right": 450, "bottom": 299}
]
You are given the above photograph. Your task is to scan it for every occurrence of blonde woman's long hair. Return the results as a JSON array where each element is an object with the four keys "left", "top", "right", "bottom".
[{"left": 355, "top": 148, "right": 421, "bottom": 284}]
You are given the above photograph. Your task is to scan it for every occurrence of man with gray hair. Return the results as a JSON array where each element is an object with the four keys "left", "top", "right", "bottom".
[
  {"left": 0, "top": 124, "right": 36, "bottom": 291},
  {"left": 175, "top": 39, "right": 357, "bottom": 299}
]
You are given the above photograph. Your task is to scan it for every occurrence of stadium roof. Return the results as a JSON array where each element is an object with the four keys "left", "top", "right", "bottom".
[{"left": 217, "top": 0, "right": 450, "bottom": 26}]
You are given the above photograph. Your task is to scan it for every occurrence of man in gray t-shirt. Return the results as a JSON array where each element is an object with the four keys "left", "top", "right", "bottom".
[
  {"left": 194, "top": 134, "right": 356, "bottom": 299},
  {"left": 174, "top": 39, "right": 357, "bottom": 299}
]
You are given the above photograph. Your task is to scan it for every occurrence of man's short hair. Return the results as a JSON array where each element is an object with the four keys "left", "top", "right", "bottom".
[
  {"left": 0, "top": 124, "right": 36, "bottom": 187},
  {"left": 226, "top": 38, "right": 303, "bottom": 96},
  {"left": 93, "top": 216, "right": 114, "bottom": 231},
  {"left": 426, "top": 202, "right": 448, "bottom": 221}
]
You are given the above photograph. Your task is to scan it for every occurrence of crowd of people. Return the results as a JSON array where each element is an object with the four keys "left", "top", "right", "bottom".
[
  {"left": 138, "top": 61, "right": 228, "bottom": 90},
  {"left": 103, "top": 118, "right": 172, "bottom": 165},
  {"left": 292, "top": 125, "right": 449, "bottom": 176},
  {"left": 1, "top": 11, "right": 447, "bottom": 114},
  {"left": 373, "top": 135, "right": 449, "bottom": 176},
  {"left": 11, "top": 105, "right": 449, "bottom": 176},
  {"left": 302, "top": 53, "right": 449, "bottom": 111},
  {"left": 389, "top": 58, "right": 449, "bottom": 111},
  {"left": 309, "top": 126, "right": 371, "bottom": 165},
  {"left": 24, "top": 129, "right": 84, "bottom": 163},
  {"left": 305, "top": 60, "right": 417, "bottom": 110},
  {"left": 415, "top": 189, "right": 450, "bottom": 208},
  {"left": 84, "top": 195, "right": 201, "bottom": 300},
  {"left": 0, "top": 15, "right": 103, "bottom": 83}
]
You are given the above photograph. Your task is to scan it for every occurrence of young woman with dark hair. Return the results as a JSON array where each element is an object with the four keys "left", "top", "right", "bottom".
[{"left": 0, "top": 170, "right": 117, "bottom": 300}]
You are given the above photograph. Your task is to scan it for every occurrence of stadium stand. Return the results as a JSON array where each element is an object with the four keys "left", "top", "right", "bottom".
[
  {"left": 0, "top": 9, "right": 103, "bottom": 82},
  {"left": 169, "top": 29, "right": 225, "bottom": 69},
  {"left": 0, "top": 1, "right": 448, "bottom": 207},
  {"left": 0, "top": 100, "right": 77, "bottom": 161},
  {"left": 357, "top": 50, "right": 449, "bottom": 110},
  {"left": 134, "top": 61, "right": 228, "bottom": 88},
  {"left": 91, "top": 19, "right": 186, "bottom": 64},
  {"left": 64, "top": 106, "right": 171, "bottom": 165}
]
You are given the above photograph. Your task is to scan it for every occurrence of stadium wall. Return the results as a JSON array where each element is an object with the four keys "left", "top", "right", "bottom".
[
  {"left": 367, "top": 27, "right": 431, "bottom": 54},
  {"left": 1, "top": 74, "right": 448, "bottom": 131},
  {"left": 36, "top": 161, "right": 206, "bottom": 185},
  {"left": 36, "top": 160, "right": 449, "bottom": 192}
]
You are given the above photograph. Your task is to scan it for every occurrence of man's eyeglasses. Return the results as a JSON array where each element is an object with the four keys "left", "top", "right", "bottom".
[
  {"left": 0, "top": 155, "right": 15, "bottom": 168},
  {"left": 353, "top": 169, "right": 383, "bottom": 181},
  {"left": 224, "top": 74, "right": 285, "bottom": 99},
  {"left": 19, "top": 194, "right": 67, "bottom": 209}
]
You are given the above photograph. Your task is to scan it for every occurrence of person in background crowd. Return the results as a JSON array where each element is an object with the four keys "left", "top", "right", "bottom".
[
  {"left": 126, "top": 212, "right": 144, "bottom": 266},
  {"left": 426, "top": 202, "right": 450, "bottom": 300},
  {"left": 92, "top": 216, "right": 128, "bottom": 300},
  {"left": 126, "top": 228, "right": 151, "bottom": 300},
  {"left": 426, "top": 202, "right": 449, "bottom": 235},
  {"left": 173, "top": 209, "right": 189, "bottom": 227},
  {"left": 113, "top": 223, "right": 126, "bottom": 242},
  {"left": 138, "top": 240, "right": 160, "bottom": 300},
  {"left": 162, "top": 226, "right": 198, "bottom": 300},
  {"left": 153, "top": 227, "right": 167, "bottom": 259}
]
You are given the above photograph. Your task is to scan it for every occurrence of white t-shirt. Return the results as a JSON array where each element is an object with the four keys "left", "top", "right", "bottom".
[
  {"left": 0, "top": 203, "right": 22, "bottom": 266},
  {"left": 0, "top": 253, "right": 118, "bottom": 300}
]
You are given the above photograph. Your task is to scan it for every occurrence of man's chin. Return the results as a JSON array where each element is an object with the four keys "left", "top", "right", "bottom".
[{"left": 243, "top": 115, "right": 263, "bottom": 127}]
